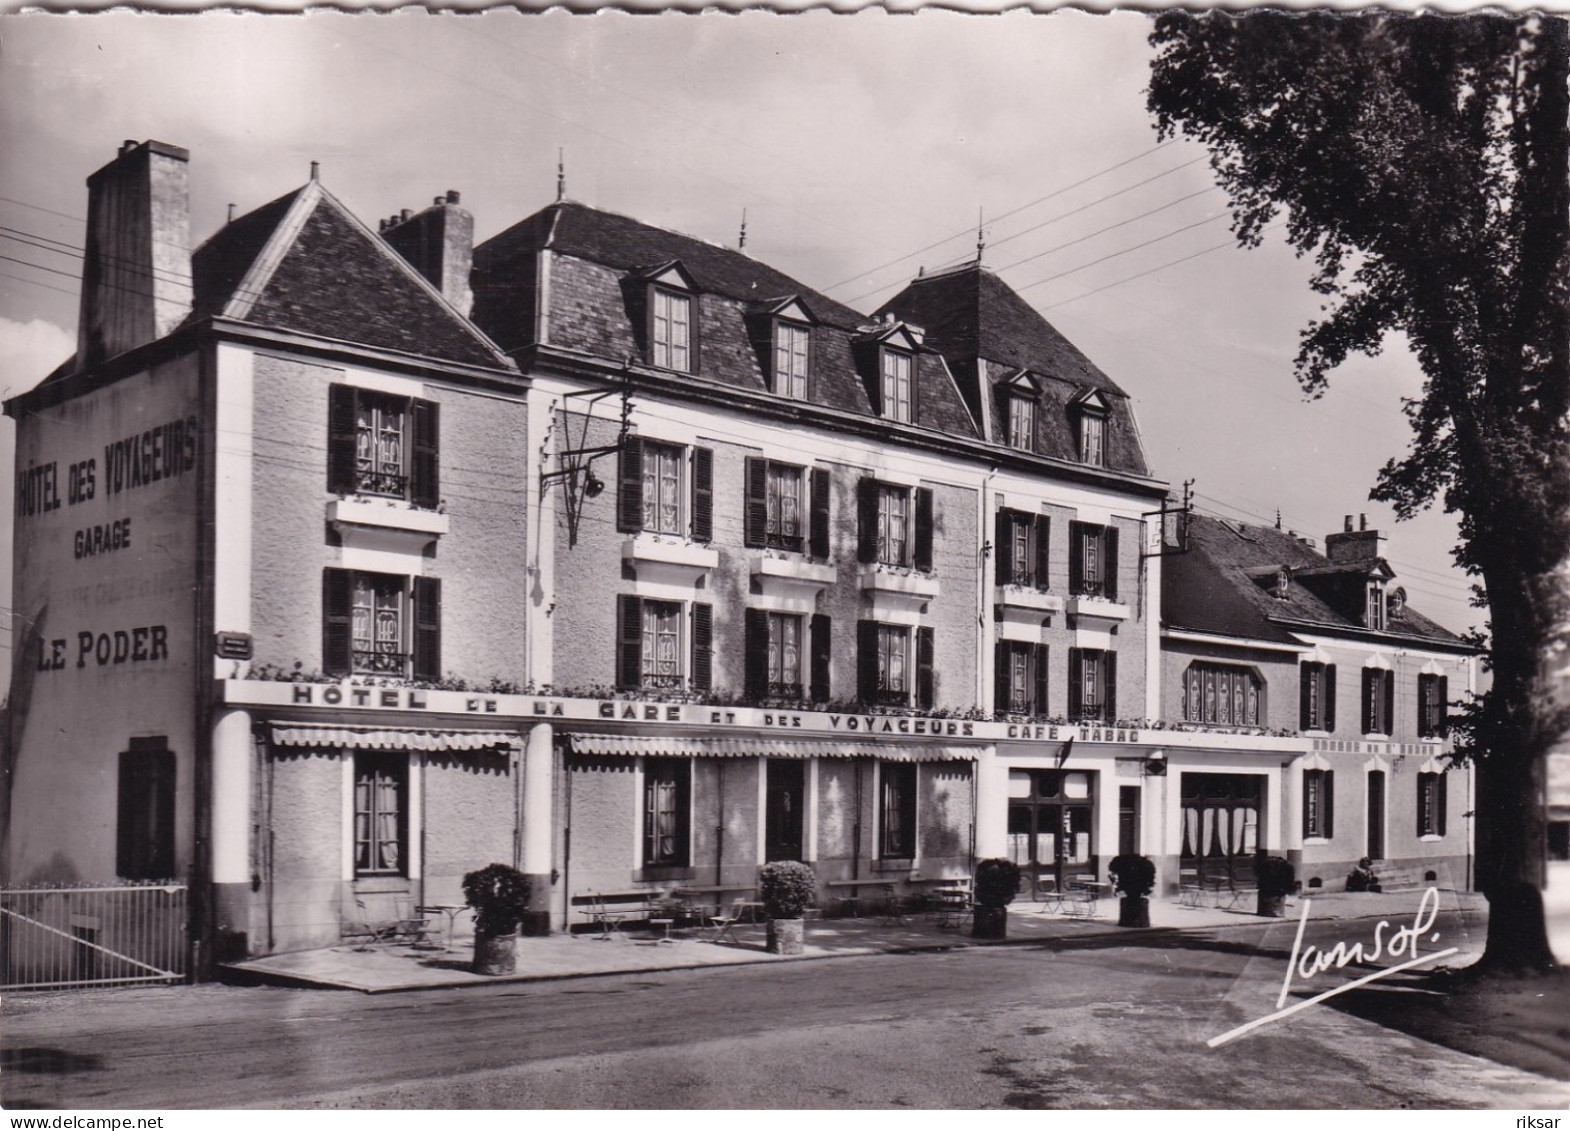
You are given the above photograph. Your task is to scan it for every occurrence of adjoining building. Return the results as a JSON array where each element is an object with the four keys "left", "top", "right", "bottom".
[{"left": 1161, "top": 513, "right": 1478, "bottom": 893}]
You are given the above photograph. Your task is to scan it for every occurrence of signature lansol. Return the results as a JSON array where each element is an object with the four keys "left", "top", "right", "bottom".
[{"left": 1208, "top": 887, "right": 1461, "bottom": 1047}]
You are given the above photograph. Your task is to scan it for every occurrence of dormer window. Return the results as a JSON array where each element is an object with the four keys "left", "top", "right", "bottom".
[
  {"left": 1275, "top": 567, "right": 1291, "bottom": 599},
  {"left": 1366, "top": 580, "right": 1386, "bottom": 630},
  {"left": 1008, "top": 394, "right": 1036, "bottom": 451},
  {"left": 881, "top": 347, "right": 913, "bottom": 423},
  {"left": 652, "top": 287, "right": 692, "bottom": 372},
  {"left": 1389, "top": 587, "right": 1406, "bottom": 619},
  {"left": 1070, "top": 389, "right": 1110, "bottom": 467},
  {"left": 774, "top": 321, "right": 810, "bottom": 399}
]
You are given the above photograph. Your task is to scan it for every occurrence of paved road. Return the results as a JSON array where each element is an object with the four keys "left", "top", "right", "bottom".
[{"left": 4, "top": 916, "right": 1567, "bottom": 1110}]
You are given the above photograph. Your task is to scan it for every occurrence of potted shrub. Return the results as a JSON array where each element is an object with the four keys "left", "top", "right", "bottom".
[
  {"left": 1109, "top": 854, "right": 1156, "bottom": 928},
  {"left": 1255, "top": 854, "right": 1296, "bottom": 918},
  {"left": 462, "top": 863, "right": 533, "bottom": 975},
  {"left": 971, "top": 858, "right": 1022, "bottom": 939},
  {"left": 759, "top": 860, "right": 818, "bottom": 955}
]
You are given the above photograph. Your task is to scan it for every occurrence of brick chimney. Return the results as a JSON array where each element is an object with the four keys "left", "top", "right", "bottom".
[
  {"left": 1324, "top": 512, "right": 1388, "bottom": 563},
  {"left": 381, "top": 190, "right": 474, "bottom": 317},
  {"left": 78, "top": 140, "right": 193, "bottom": 369}
]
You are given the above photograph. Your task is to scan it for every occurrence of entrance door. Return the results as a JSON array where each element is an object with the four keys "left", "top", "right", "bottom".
[
  {"left": 1179, "top": 773, "right": 1263, "bottom": 885},
  {"left": 1366, "top": 770, "right": 1386, "bottom": 860},
  {"left": 765, "top": 760, "right": 805, "bottom": 863},
  {"left": 1007, "top": 770, "right": 1095, "bottom": 891}
]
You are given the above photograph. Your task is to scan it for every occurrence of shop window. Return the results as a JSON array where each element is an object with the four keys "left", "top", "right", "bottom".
[
  {"left": 1068, "top": 648, "right": 1116, "bottom": 722},
  {"left": 1417, "top": 771, "right": 1448, "bottom": 838},
  {"left": 1362, "top": 668, "right": 1395, "bottom": 736},
  {"left": 616, "top": 437, "right": 714, "bottom": 541},
  {"left": 1418, "top": 674, "right": 1449, "bottom": 738},
  {"left": 328, "top": 385, "right": 439, "bottom": 507},
  {"left": 1068, "top": 521, "right": 1118, "bottom": 600},
  {"left": 323, "top": 569, "right": 440, "bottom": 680},
  {"left": 354, "top": 753, "right": 407, "bottom": 877},
  {"left": 880, "top": 763, "right": 917, "bottom": 859},
  {"left": 1182, "top": 663, "right": 1263, "bottom": 727},
  {"left": 1303, "top": 768, "right": 1334, "bottom": 839},
  {"left": 644, "top": 758, "right": 692, "bottom": 867},
  {"left": 858, "top": 479, "right": 934, "bottom": 571},
  {"left": 1300, "top": 662, "right": 1337, "bottom": 731},
  {"left": 995, "top": 641, "right": 1049, "bottom": 716},
  {"left": 995, "top": 509, "right": 1050, "bottom": 589},
  {"left": 618, "top": 596, "right": 712, "bottom": 692},
  {"left": 117, "top": 738, "right": 175, "bottom": 881}
]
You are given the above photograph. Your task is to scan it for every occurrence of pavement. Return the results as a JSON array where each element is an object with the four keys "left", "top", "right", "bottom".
[{"left": 223, "top": 882, "right": 1499, "bottom": 994}]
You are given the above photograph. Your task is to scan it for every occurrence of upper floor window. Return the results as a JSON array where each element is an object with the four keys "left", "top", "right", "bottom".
[
  {"left": 328, "top": 385, "right": 439, "bottom": 507},
  {"left": 745, "top": 459, "right": 830, "bottom": 557},
  {"left": 995, "top": 641, "right": 1049, "bottom": 716},
  {"left": 1366, "top": 580, "right": 1386, "bottom": 630},
  {"left": 878, "top": 485, "right": 909, "bottom": 567},
  {"left": 858, "top": 479, "right": 934, "bottom": 571},
  {"left": 745, "top": 610, "right": 831, "bottom": 703},
  {"left": 323, "top": 568, "right": 441, "bottom": 680},
  {"left": 774, "top": 321, "right": 810, "bottom": 399},
  {"left": 1068, "top": 647, "right": 1117, "bottom": 722},
  {"left": 617, "top": 595, "right": 712, "bottom": 693},
  {"left": 1068, "top": 521, "right": 1119, "bottom": 600},
  {"left": 1183, "top": 662, "right": 1262, "bottom": 727},
  {"left": 1417, "top": 771, "right": 1448, "bottom": 838},
  {"left": 1417, "top": 673, "right": 1449, "bottom": 738},
  {"left": 1008, "top": 394, "right": 1036, "bottom": 451},
  {"left": 996, "top": 510, "right": 1049, "bottom": 589},
  {"left": 618, "top": 437, "right": 714, "bottom": 542},
  {"left": 1300, "top": 662, "right": 1337, "bottom": 731},
  {"left": 1079, "top": 412, "right": 1106, "bottom": 466},
  {"left": 1362, "top": 667, "right": 1395, "bottom": 736},
  {"left": 1302, "top": 768, "right": 1334, "bottom": 839},
  {"left": 881, "top": 348, "right": 913, "bottom": 423},
  {"left": 857, "top": 620, "right": 935, "bottom": 709},
  {"left": 652, "top": 288, "right": 692, "bottom": 372}
]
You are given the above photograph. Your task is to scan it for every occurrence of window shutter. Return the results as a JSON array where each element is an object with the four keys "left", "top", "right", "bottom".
[
  {"left": 1104, "top": 525, "right": 1120, "bottom": 601},
  {"left": 857, "top": 478, "right": 880, "bottom": 564},
  {"left": 1068, "top": 521, "right": 1085, "bottom": 595},
  {"left": 1300, "top": 666, "right": 1314, "bottom": 731},
  {"left": 1438, "top": 675, "right": 1449, "bottom": 737},
  {"left": 1438, "top": 772, "right": 1448, "bottom": 837},
  {"left": 994, "top": 641, "right": 1010, "bottom": 713},
  {"left": 617, "top": 435, "right": 644, "bottom": 533},
  {"left": 995, "top": 510, "right": 1013, "bottom": 586},
  {"left": 691, "top": 602, "right": 713, "bottom": 692},
  {"left": 1068, "top": 648, "right": 1084, "bottom": 719},
  {"left": 691, "top": 446, "right": 713, "bottom": 543},
  {"left": 916, "top": 626, "right": 935, "bottom": 709},
  {"left": 327, "top": 385, "right": 358, "bottom": 495},
  {"left": 617, "top": 594, "right": 643, "bottom": 689},
  {"left": 1033, "top": 643, "right": 1050, "bottom": 716},
  {"left": 1104, "top": 649, "right": 1117, "bottom": 720},
  {"left": 411, "top": 398, "right": 439, "bottom": 509},
  {"left": 857, "top": 619, "right": 879, "bottom": 702},
  {"left": 744, "top": 608, "right": 769, "bottom": 700},
  {"left": 322, "top": 568, "right": 353, "bottom": 676},
  {"left": 1325, "top": 665, "right": 1338, "bottom": 731},
  {"left": 913, "top": 487, "right": 934, "bottom": 572},
  {"left": 1325, "top": 770, "right": 1335, "bottom": 838},
  {"left": 1362, "top": 670, "right": 1375, "bottom": 734},
  {"left": 1034, "top": 515, "right": 1051, "bottom": 591},
  {"left": 1383, "top": 670, "right": 1395, "bottom": 735},
  {"left": 744, "top": 457, "right": 768, "bottom": 548},
  {"left": 809, "top": 468, "right": 831, "bottom": 558},
  {"left": 809, "top": 614, "right": 831, "bottom": 702},
  {"left": 412, "top": 576, "right": 441, "bottom": 681}
]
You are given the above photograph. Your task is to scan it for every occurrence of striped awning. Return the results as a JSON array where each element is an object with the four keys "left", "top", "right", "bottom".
[
  {"left": 270, "top": 725, "right": 517, "bottom": 752},
  {"left": 568, "top": 733, "right": 973, "bottom": 762}
]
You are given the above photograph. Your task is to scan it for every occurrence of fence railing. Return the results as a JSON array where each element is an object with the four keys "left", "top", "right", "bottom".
[{"left": 0, "top": 882, "right": 188, "bottom": 989}]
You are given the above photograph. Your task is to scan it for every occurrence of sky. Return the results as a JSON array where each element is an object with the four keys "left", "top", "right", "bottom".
[{"left": 0, "top": 9, "right": 1483, "bottom": 685}]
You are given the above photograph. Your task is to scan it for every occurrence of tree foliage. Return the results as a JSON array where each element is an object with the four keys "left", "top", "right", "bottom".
[{"left": 1150, "top": 12, "right": 1569, "bottom": 973}]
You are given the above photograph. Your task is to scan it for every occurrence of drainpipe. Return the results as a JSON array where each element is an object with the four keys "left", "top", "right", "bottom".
[
  {"left": 715, "top": 761, "right": 726, "bottom": 885},
  {"left": 852, "top": 760, "right": 864, "bottom": 882}
]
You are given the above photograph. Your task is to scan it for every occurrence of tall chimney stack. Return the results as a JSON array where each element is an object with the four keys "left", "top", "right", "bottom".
[
  {"left": 78, "top": 140, "right": 193, "bottom": 370},
  {"left": 1325, "top": 516, "right": 1388, "bottom": 563},
  {"left": 381, "top": 190, "right": 474, "bottom": 317}
]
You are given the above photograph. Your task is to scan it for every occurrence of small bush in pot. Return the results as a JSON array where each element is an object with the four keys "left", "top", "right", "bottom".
[
  {"left": 462, "top": 863, "right": 533, "bottom": 975},
  {"left": 1255, "top": 854, "right": 1296, "bottom": 918},
  {"left": 971, "top": 858, "right": 1022, "bottom": 939},
  {"left": 1109, "top": 854, "right": 1156, "bottom": 928},
  {"left": 759, "top": 860, "right": 818, "bottom": 955}
]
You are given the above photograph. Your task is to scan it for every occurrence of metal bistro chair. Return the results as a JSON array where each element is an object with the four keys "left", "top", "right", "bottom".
[
  {"left": 702, "top": 897, "right": 751, "bottom": 945},
  {"left": 1032, "top": 874, "right": 1064, "bottom": 914}
]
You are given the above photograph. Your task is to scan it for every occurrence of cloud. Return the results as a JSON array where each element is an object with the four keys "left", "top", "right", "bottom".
[{"left": 0, "top": 316, "right": 74, "bottom": 400}]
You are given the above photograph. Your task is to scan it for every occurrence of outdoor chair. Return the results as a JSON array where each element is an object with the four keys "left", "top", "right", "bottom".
[{"left": 702, "top": 897, "right": 750, "bottom": 945}]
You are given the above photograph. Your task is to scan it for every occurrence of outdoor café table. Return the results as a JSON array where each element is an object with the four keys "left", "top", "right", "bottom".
[
  {"left": 415, "top": 903, "right": 467, "bottom": 951},
  {"left": 824, "top": 878, "right": 895, "bottom": 919},
  {"left": 672, "top": 884, "right": 756, "bottom": 923}
]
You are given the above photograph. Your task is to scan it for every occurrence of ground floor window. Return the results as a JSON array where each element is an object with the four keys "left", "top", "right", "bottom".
[
  {"left": 354, "top": 753, "right": 408, "bottom": 876},
  {"left": 1180, "top": 773, "right": 1262, "bottom": 885},
  {"left": 1007, "top": 770, "right": 1094, "bottom": 890},
  {"left": 1417, "top": 771, "right": 1448, "bottom": 838},
  {"left": 644, "top": 757, "right": 692, "bottom": 867},
  {"left": 1303, "top": 769, "right": 1334, "bottom": 839},
  {"left": 117, "top": 737, "right": 176, "bottom": 881},
  {"left": 880, "top": 763, "right": 917, "bottom": 859}
]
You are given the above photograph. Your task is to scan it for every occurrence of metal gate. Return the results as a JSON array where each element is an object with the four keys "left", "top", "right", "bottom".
[{"left": 0, "top": 883, "right": 188, "bottom": 989}]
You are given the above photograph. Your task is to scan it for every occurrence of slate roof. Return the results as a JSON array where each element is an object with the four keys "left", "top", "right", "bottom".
[{"left": 1164, "top": 514, "right": 1468, "bottom": 649}]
